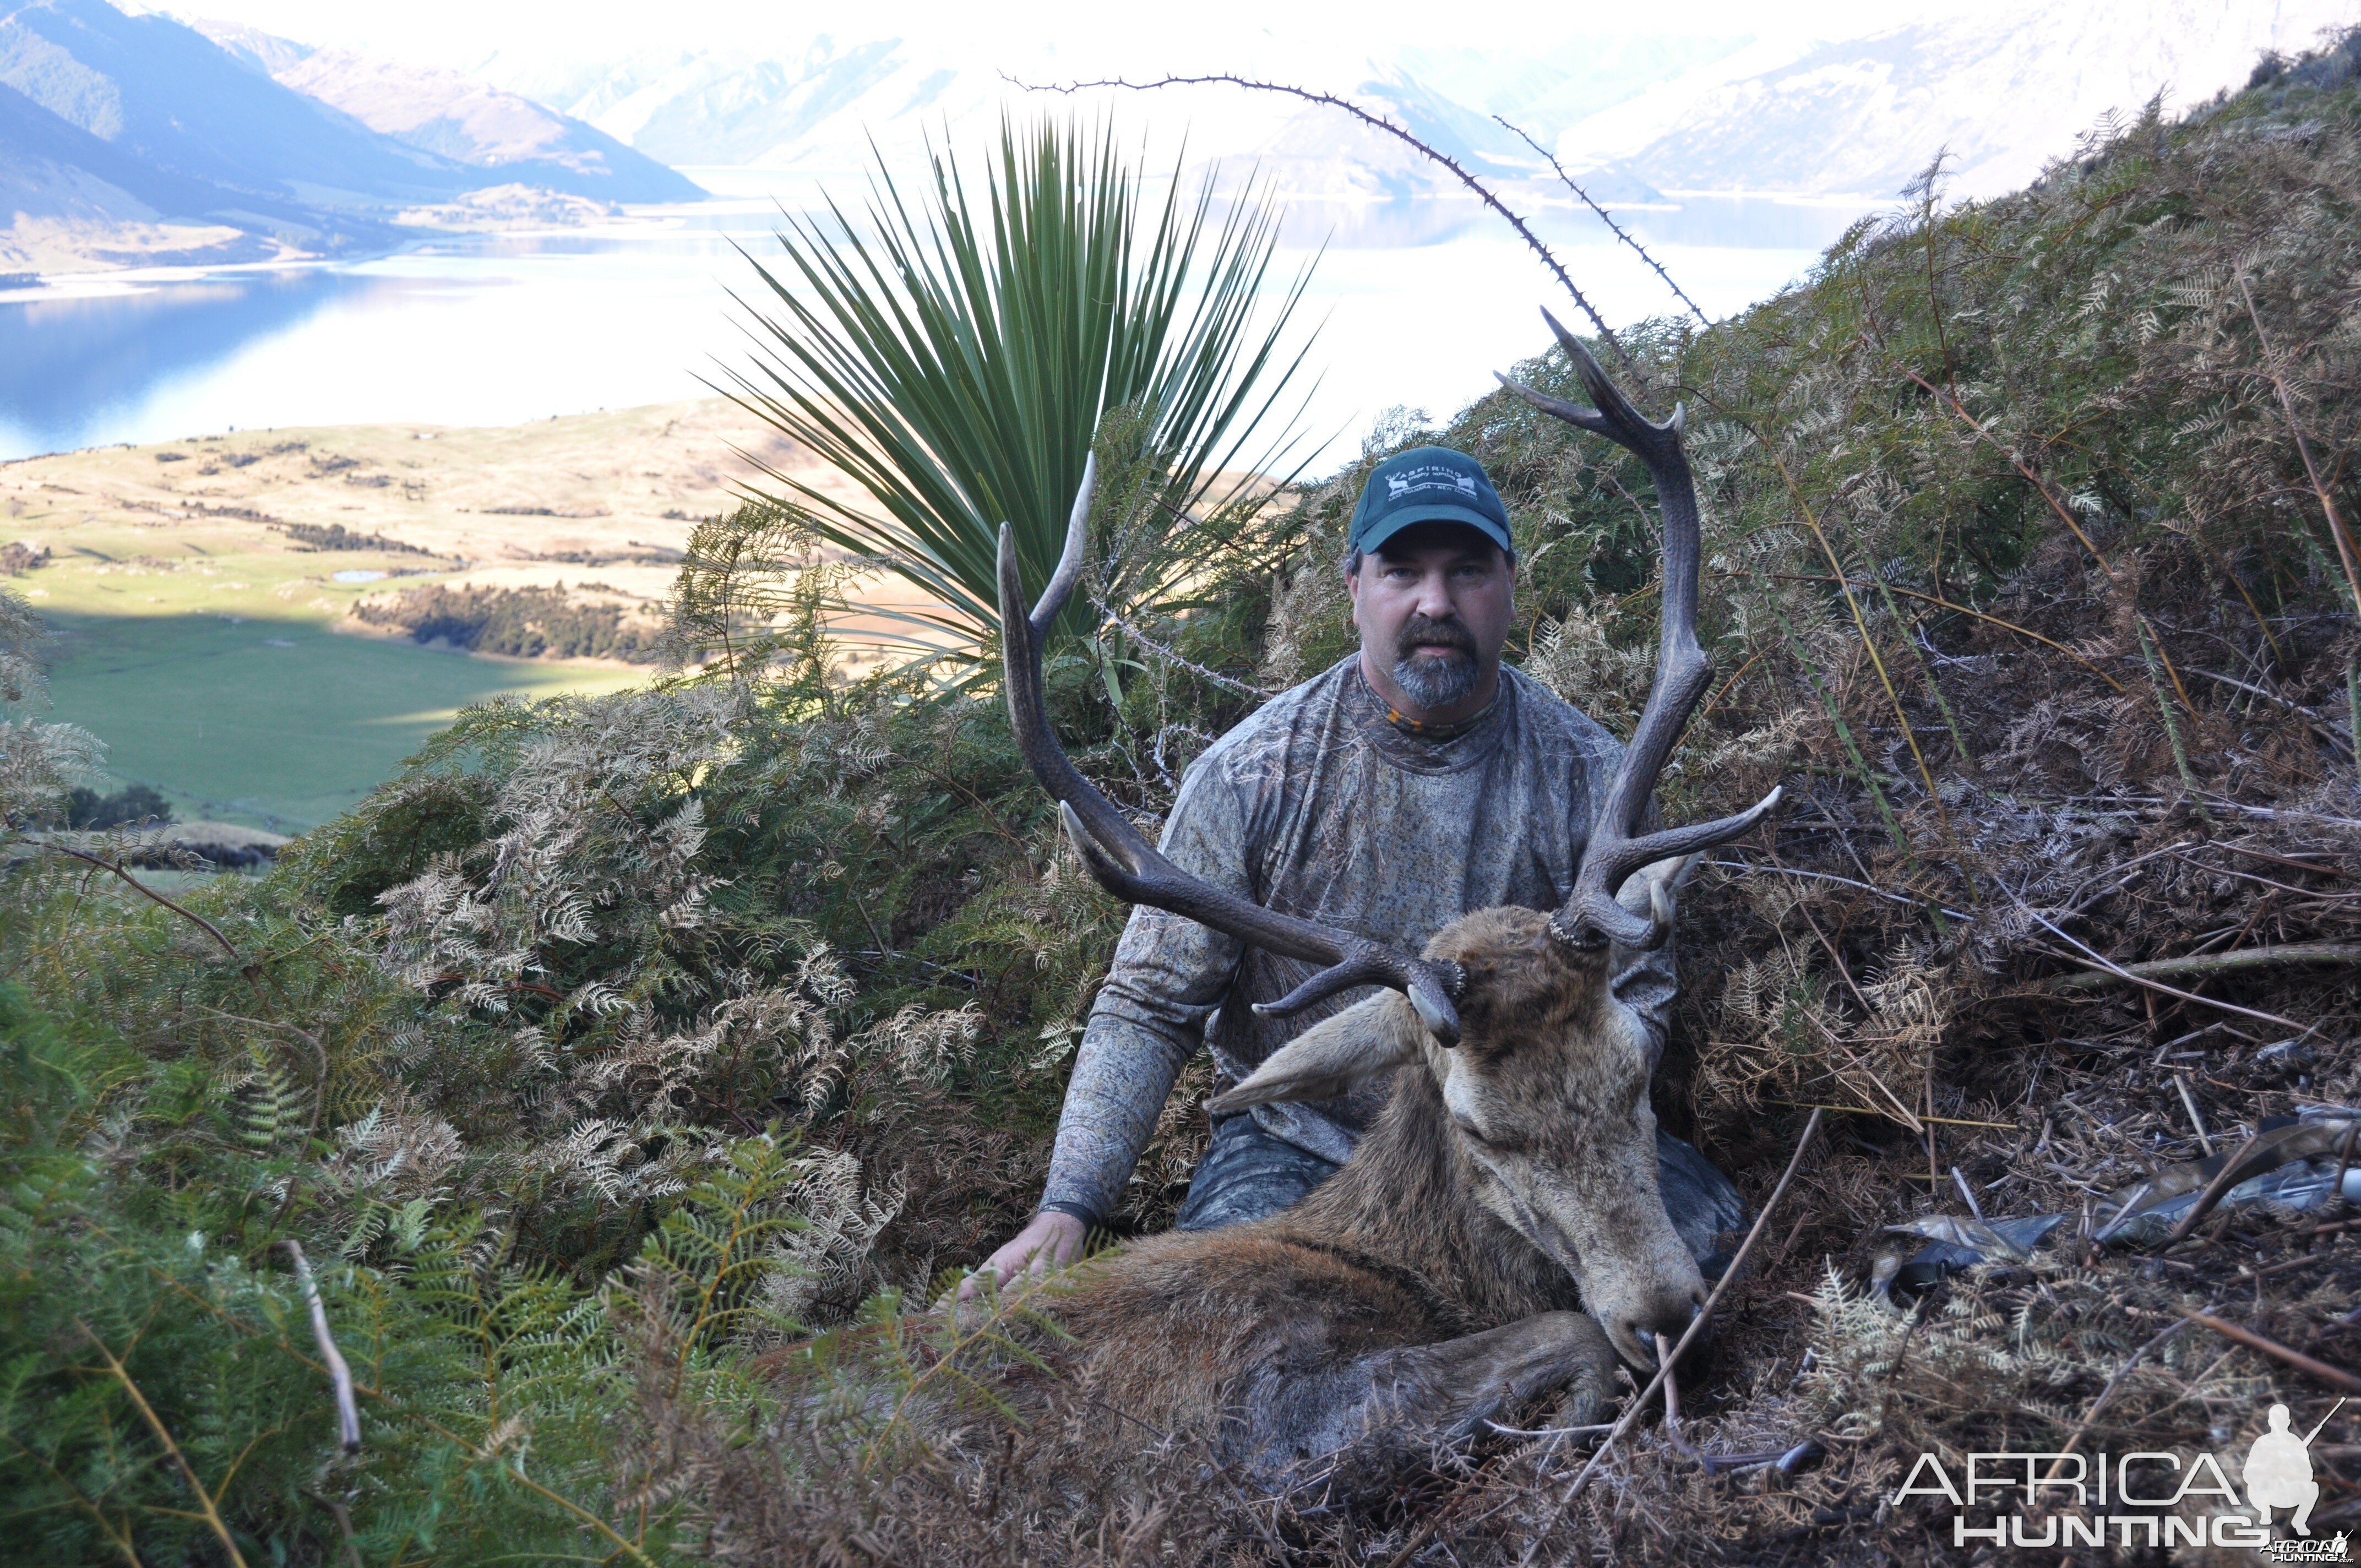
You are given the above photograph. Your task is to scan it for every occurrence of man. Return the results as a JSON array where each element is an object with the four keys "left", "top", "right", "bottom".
[
  {"left": 2244, "top": 1402, "right": 2321, "bottom": 1534},
  {"left": 967, "top": 444, "right": 1742, "bottom": 1295}
]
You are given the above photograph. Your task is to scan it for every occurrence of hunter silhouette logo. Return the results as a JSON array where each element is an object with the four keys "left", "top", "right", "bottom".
[{"left": 2246, "top": 1403, "right": 2326, "bottom": 1534}]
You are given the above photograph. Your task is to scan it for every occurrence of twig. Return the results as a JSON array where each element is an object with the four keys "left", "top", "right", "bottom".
[
  {"left": 1707, "top": 861, "right": 1972, "bottom": 922},
  {"left": 1951, "top": 1166, "right": 1987, "bottom": 1223},
  {"left": 1898, "top": 365, "right": 2114, "bottom": 575},
  {"left": 2007, "top": 890, "right": 2313, "bottom": 1034},
  {"left": 2042, "top": 1319, "right": 2193, "bottom": 1478},
  {"left": 45, "top": 843, "right": 241, "bottom": 960},
  {"left": 1515, "top": 1108, "right": 1826, "bottom": 1565},
  {"left": 280, "top": 1242, "right": 361, "bottom": 1454},
  {"left": 2239, "top": 273, "right": 2361, "bottom": 619},
  {"left": 2185, "top": 1311, "right": 2361, "bottom": 1395},
  {"left": 1761, "top": 572, "right": 2128, "bottom": 692},
  {"left": 302, "top": 1490, "right": 366, "bottom": 1568},
  {"left": 1490, "top": 115, "right": 1709, "bottom": 325},
  {"left": 2057, "top": 941, "right": 2361, "bottom": 989},
  {"left": 1090, "top": 591, "right": 1271, "bottom": 698},
  {"left": 2172, "top": 1070, "right": 2216, "bottom": 1156},
  {"left": 2184, "top": 666, "right": 2352, "bottom": 750},
  {"left": 78, "top": 1321, "right": 252, "bottom": 1568},
  {"left": 1483, "top": 1419, "right": 1619, "bottom": 1440},
  {"left": 1015, "top": 72, "right": 1641, "bottom": 379},
  {"left": 1761, "top": 1100, "right": 2013, "bottom": 1130},
  {"left": 2170, "top": 853, "right": 2361, "bottom": 903},
  {"left": 2202, "top": 799, "right": 2361, "bottom": 831}
]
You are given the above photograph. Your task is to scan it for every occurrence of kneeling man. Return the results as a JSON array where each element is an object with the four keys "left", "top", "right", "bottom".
[{"left": 970, "top": 445, "right": 1743, "bottom": 1293}]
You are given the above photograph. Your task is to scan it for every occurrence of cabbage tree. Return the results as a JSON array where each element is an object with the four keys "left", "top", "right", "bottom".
[{"left": 723, "top": 117, "right": 1315, "bottom": 658}]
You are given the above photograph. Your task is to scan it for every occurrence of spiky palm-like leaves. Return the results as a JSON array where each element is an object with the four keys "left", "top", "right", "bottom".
[{"left": 726, "top": 117, "right": 1314, "bottom": 655}]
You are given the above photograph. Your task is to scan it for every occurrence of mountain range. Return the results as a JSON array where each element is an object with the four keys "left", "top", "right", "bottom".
[
  {"left": 1, "top": 0, "right": 698, "bottom": 276},
  {"left": 6, "top": 0, "right": 2357, "bottom": 283},
  {"left": 459, "top": 2, "right": 2354, "bottom": 207}
]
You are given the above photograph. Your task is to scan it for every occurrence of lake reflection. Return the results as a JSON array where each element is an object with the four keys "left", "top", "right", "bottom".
[{"left": 0, "top": 192, "right": 1853, "bottom": 468}]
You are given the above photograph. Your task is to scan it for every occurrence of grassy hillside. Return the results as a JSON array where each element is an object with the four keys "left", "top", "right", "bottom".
[
  {"left": 45, "top": 609, "right": 641, "bottom": 826},
  {"left": 0, "top": 400, "right": 841, "bottom": 826},
  {"left": 3, "top": 34, "right": 2359, "bottom": 1567}
]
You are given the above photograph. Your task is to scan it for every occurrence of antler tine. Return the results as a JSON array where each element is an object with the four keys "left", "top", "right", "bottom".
[
  {"left": 997, "top": 470, "right": 1467, "bottom": 1043},
  {"left": 1026, "top": 451, "right": 1096, "bottom": 643},
  {"left": 1502, "top": 309, "right": 1780, "bottom": 950}
]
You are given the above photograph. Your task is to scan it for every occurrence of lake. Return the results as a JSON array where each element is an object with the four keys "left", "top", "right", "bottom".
[{"left": 0, "top": 185, "right": 1864, "bottom": 471}]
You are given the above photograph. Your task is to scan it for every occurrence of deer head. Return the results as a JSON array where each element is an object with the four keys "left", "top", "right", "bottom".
[{"left": 995, "top": 317, "right": 1778, "bottom": 1367}]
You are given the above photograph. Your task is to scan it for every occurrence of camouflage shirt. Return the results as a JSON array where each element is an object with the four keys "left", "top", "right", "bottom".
[{"left": 1040, "top": 656, "right": 1680, "bottom": 1224}]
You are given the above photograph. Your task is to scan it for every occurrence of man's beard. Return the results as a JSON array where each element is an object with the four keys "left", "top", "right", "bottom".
[{"left": 1391, "top": 614, "right": 1481, "bottom": 710}]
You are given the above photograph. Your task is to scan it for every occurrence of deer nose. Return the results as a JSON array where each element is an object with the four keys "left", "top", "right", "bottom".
[{"left": 1631, "top": 1290, "right": 1705, "bottom": 1358}]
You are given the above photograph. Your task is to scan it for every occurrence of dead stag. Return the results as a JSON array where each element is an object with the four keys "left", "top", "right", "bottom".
[{"left": 989, "top": 318, "right": 1781, "bottom": 1487}]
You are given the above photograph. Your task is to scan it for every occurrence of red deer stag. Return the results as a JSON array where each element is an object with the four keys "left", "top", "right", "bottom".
[{"left": 988, "top": 317, "right": 1781, "bottom": 1485}]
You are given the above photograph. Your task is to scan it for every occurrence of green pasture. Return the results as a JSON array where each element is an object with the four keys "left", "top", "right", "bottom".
[{"left": 43, "top": 611, "right": 645, "bottom": 831}]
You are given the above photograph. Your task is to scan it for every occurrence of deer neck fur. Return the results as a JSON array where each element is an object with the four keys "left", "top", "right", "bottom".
[{"left": 1267, "top": 1052, "right": 1581, "bottom": 1331}]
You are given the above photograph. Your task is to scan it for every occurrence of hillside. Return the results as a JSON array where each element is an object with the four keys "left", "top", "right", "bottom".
[
  {"left": 0, "top": 0, "right": 699, "bottom": 274},
  {"left": 195, "top": 22, "right": 701, "bottom": 203},
  {"left": 2, "top": 27, "right": 2359, "bottom": 1568},
  {"left": 0, "top": 74, "right": 331, "bottom": 271}
]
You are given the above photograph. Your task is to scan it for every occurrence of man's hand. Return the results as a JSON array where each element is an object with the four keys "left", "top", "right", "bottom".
[{"left": 956, "top": 1210, "right": 1086, "bottom": 1302}]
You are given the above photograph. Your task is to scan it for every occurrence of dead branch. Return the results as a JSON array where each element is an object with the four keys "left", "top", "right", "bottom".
[
  {"left": 46, "top": 842, "right": 241, "bottom": 961},
  {"left": 77, "top": 1320, "right": 253, "bottom": 1568},
  {"left": 280, "top": 1241, "right": 362, "bottom": 1454},
  {"left": 2058, "top": 942, "right": 2361, "bottom": 989},
  {"left": 2185, "top": 1311, "right": 2361, "bottom": 1395},
  {"left": 2238, "top": 273, "right": 2361, "bottom": 617},
  {"left": 1490, "top": 115, "right": 1709, "bottom": 325},
  {"left": 2009, "top": 892, "right": 2313, "bottom": 1033},
  {"left": 1011, "top": 71, "right": 1641, "bottom": 379}
]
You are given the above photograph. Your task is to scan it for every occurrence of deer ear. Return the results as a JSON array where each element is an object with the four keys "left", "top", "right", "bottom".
[
  {"left": 1206, "top": 993, "right": 1428, "bottom": 1114},
  {"left": 1615, "top": 853, "right": 1700, "bottom": 934}
]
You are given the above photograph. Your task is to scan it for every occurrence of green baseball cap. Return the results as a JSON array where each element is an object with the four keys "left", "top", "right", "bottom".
[{"left": 1349, "top": 446, "right": 1513, "bottom": 558}]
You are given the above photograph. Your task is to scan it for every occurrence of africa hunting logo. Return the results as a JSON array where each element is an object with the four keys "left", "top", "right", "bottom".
[{"left": 1890, "top": 1398, "right": 2348, "bottom": 1555}]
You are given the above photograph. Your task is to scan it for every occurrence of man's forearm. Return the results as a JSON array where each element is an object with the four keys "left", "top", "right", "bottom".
[{"left": 1039, "top": 1009, "right": 1198, "bottom": 1223}]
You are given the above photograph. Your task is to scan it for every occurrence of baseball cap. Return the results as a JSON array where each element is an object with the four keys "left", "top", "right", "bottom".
[{"left": 1348, "top": 446, "right": 1514, "bottom": 559}]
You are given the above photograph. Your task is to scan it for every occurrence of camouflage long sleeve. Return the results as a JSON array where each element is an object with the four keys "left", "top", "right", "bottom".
[
  {"left": 1037, "top": 658, "right": 1679, "bottom": 1224},
  {"left": 1036, "top": 772, "right": 1251, "bottom": 1223}
]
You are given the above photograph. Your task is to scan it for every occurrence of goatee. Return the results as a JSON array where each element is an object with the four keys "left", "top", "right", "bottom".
[{"left": 1392, "top": 614, "right": 1481, "bottom": 710}]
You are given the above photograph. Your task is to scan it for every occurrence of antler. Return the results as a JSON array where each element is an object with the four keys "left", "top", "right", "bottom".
[
  {"left": 999, "top": 456, "right": 1468, "bottom": 1043},
  {"left": 1498, "top": 310, "right": 1781, "bottom": 950}
]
